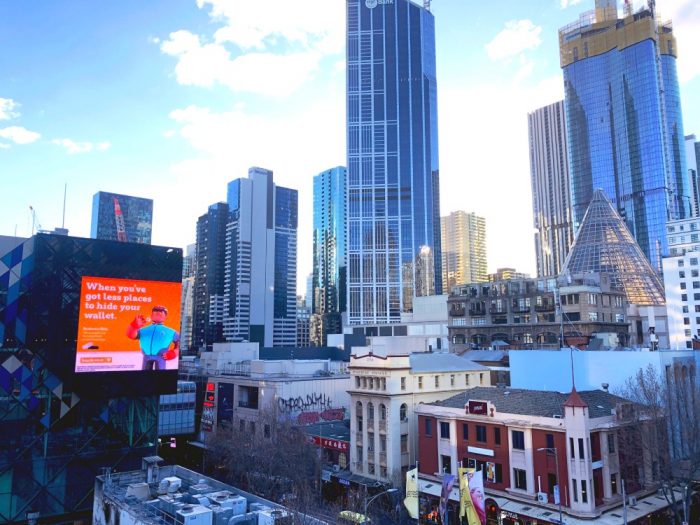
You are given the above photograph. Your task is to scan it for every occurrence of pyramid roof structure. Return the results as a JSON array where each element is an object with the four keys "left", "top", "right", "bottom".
[{"left": 561, "top": 189, "right": 666, "bottom": 306}]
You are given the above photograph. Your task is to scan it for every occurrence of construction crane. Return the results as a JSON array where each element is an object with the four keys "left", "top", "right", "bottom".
[{"left": 113, "top": 197, "right": 127, "bottom": 242}]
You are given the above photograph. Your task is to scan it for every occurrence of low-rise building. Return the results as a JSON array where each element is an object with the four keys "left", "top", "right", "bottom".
[
  {"left": 448, "top": 273, "right": 628, "bottom": 351},
  {"left": 349, "top": 350, "right": 491, "bottom": 486},
  {"left": 416, "top": 387, "right": 675, "bottom": 524},
  {"left": 93, "top": 457, "right": 300, "bottom": 525}
]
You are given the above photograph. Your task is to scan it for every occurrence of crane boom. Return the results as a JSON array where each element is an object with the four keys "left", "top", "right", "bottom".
[{"left": 113, "top": 197, "right": 127, "bottom": 242}]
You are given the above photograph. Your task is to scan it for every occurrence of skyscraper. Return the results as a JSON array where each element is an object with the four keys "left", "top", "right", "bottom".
[
  {"left": 560, "top": 0, "right": 690, "bottom": 268},
  {"left": 686, "top": 134, "right": 700, "bottom": 217},
  {"left": 440, "top": 210, "right": 487, "bottom": 290},
  {"left": 346, "top": 0, "right": 442, "bottom": 325},
  {"left": 311, "top": 166, "right": 346, "bottom": 345},
  {"left": 193, "top": 202, "right": 229, "bottom": 350},
  {"left": 223, "top": 168, "right": 297, "bottom": 347},
  {"left": 91, "top": 191, "right": 153, "bottom": 244},
  {"left": 529, "top": 100, "right": 574, "bottom": 278}
]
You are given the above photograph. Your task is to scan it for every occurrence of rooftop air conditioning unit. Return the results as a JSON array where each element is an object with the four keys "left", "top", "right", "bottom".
[{"left": 537, "top": 492, "right": 548, "bottom": 504}]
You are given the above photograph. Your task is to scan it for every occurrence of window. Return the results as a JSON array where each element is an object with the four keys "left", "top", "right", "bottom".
[
  {"left": 400, "top": 403, "right": 408, "bottom": 422},
  {"left": 572, "top": 479, "right": 578, "bottom": 502},
  {"left": 418, "top": 376, "right": 423, "bottom": 389},
  {"left": 570, "top": 438, "right": 575, "bottom": 458},
  {"left": 355, "top": 377, "right": 360, "bottom": 388},
  {"left": 264, "top": 424, "right": 271, "bottom": 438},
  {"left": 694, "top": 282, "right": 700, "bottom": 289},
  {"left": 450, "top": 374, "right": 455, "bottom": 386},
  {"left": 681, "top": 282, "right": 687, "bottom": 290},
  {"left": 608, "top": 433, "right": 615, "bottom": 453},
  {"left": 683, "top": 306, "right": 689, "bottom": 313},
  {"left": 588, "top": 311, "right": 598, "bottom": 322},
  {"left": 368, "top": 402, "right": 374, "bottom": 421},
  {"left": 249, "top": 421, "right": 255, "bottom": 434},
  {"left": 513, "top": 468, "right": 527, "bottom": 490},
  {"left": 611, "top": 473, "right": 618, "bottom": 495},
  {"left": 465, "top": 374, "right": 470, "bottom": 386},
  {"left": 682, "top": 294, "right": 688, "bottom": 302},
  {"left": 356, "top": 402, "right": 363, "bottom": 431},
  {"left": 440, "top": 421, "right": 450, "bottom": 439},
  {"left": 546, "top": 433, "right": 555, "bottom": 450},
  {"left": 578, "top": 438, "right": 585, "bottom": 459},
  {"left": 379, "top": 403, "right": 386, "bottom": 420},
  {"left": 425, "top": 418, "right": 433, "bottom": 437},
  {"left": 581, "top": 479, "right": 588, "bottom": 503},
  {"left": 441, "top": 455, "right": 452, "bottom": 474},
  {"left": 367, "top": 433, "right": 374, "bottom": 451},
  {"left": 512, "top": 430, "right": 525, "bottom": 450},
  {"left": 494, "top": 463, "right": 503, "bottom": 484},
  {"left": 401, "top": 377, "right": 406, "bottom": 390},
  {"left": 476, "top": 425, "right": 487, "bottom": 443},
  {"left": 678, "top": 259, "right": 685, "bottom": 267},
  {"left": 435, "top": 375, "right": 440, "bottom": 388},
  {"left": 680, "top": 271, "right": 686, "bottom": 278},
  {"left": 692, "top": 270, "right": 699, "bottom": 278},
  {"left": 684, "top": 318, "right": 690, "bottom": 325},
  {"left": 494, "top": 427, "right": 501, "bottom": 445},
  {"left": 479, "top": 373, "right": 484, "bottom": 385},
  {"left": 356, "top": 445, "right": 363, "bottom": 464},
  {"left": 548, "top": 473, "right": 557, "bottom": 495},
  {"left": 463, "top": 423, "right": 469, "bottom": 440},
  {"left": 692, "top": 258, "right": 698, "bottom": 266},
  {"left": 380, "top": 435, "right": 386, "bottom": 452},
  {"left": 401, "top": 434, "right": 408, "bottom": 453},
  {"left": 240, "top": 419, "right": 245, "bottom": 432}
]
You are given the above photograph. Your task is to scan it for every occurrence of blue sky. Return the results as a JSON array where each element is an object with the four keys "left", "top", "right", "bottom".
[{"left": 2, "top": 0, "right": 699, "bottom": 293}]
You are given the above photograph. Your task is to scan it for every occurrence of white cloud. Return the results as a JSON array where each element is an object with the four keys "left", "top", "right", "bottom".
[
  {"left": 160, "top": 0, "right": 343, "bottom": 98},
  {"left": 560, "top": 0, "right": 583, "bottom": 8},
  {"left": 0, "top": 142, "right": 10, "bottom": 149},
  {"left": 0, "top": 126, "right": 40, "bottom": 144},
  {"left": 51, "top": 138, "right": 111, "bottom": 154},
  {"left": 0, "top": 98, "right": 19, "bottom": 120},
  {"left": 485, "top": 20, "right": 543, "bottom": 61},
  {"left": 161, "top": 30, "right": 322, "bottom": 97}
]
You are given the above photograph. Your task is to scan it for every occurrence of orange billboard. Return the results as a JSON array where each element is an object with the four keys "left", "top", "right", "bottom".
[{"left": 75, "top": 276, "right": 182, "bottom": 373}]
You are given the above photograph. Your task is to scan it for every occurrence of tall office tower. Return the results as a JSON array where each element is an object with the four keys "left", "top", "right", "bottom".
[
  {"left": 311, "top": 166, "right": 346, "bottom": 346},
  {"left": 346, "top": 0, "right": 442, "bottom": 325},
  {"left": 560, "top": 0, "right": 690, "bottom": 269},
  {"left": 686, "top": 135, "right": 700, "bottom": 217},
  {"left": 193, "top": 202, "right": 229, "bottom": 350},
  {"left": 529, "top": 101, "right": 574, "bottom": 278},
  {"left": 223, "top": 168, "right": 298, "bottom": 347},
  {"left": 91, "top": 191, "right": 153, "bottom": 244},
  {"left": 180, "top": 244, "right": 196, "bottom": 353},
  {"left": 440, "top": 210, "right": 487, "bottom": 291}
]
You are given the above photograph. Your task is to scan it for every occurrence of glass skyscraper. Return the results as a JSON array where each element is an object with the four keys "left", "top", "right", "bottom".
[
  {"left": 311, "top": 166, "right": 346, "bottom": 345},
  {"left": 346, "top": 0, "right": 442, "bottom": 325},
  {"left": 560, "top": 1, "right": 690, "bottom": 269},
  {"left": 91, "top": 191, "right": 153, "bottom": 244}
]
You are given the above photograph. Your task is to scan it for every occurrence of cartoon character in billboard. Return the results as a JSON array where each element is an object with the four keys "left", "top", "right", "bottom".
[{"left": 126, "top": 305, "right": 179, "bottom": 370}]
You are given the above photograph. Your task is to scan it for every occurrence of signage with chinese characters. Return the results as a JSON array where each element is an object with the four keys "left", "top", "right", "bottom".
[
  {"left": 313, "top": 436, "right": 349, "bottom": 452},
  {"left": 467, "top": 400, "right": 488, "bottom": 415}
]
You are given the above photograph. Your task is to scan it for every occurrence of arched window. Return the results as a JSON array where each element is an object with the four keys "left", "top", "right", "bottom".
[
  {"left": 380, "top": 403, "right": 387, "bottom": 420},
  {"left": 356, "top": 401, "right": 363, "bottom": 431},
  {"left": 368, "top": 402, "right": 375, "bottom": 421},
  {"left": 400, "top": 403, "right": 408, "bottom": 422}
]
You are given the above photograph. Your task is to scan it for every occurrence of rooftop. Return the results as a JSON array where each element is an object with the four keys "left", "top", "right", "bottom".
[
  {"left": 408, "top": 352, "right": 489, "bottom": 373},
  {"left": 432, "top": 387, "right": 630, "bottom": 419}
]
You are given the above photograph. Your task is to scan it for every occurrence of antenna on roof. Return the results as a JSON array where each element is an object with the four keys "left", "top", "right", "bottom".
[
  {"left": 569, "top": 345, "right": 576, "bottom": 391},
  {"left": 423, "top": 0, "right": 431, "bottom": 12}
]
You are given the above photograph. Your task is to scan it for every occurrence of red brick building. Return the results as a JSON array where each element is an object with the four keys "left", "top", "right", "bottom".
[{"left": 415, "top": 387, "right": 673, "bottom": 524}]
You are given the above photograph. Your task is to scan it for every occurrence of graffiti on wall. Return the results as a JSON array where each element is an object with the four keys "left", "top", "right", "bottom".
[{"left": 277, "top": 393, "right": 345, "bottom": 424}]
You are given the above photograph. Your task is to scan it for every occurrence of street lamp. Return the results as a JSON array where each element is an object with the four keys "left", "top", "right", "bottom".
[
  {"left": 364, "top": 488, "right": 398, "bottom": 524},
  {"left": 536, "top": 447, "right": 563, "bottom": 525}
]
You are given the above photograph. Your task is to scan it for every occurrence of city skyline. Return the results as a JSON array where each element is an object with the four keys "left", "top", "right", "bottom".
[{"left": 1, "top": 0, "right": 699, "bottom": 294}]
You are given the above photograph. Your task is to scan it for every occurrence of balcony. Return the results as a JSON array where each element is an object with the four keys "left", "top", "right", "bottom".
[
  {"left": 449, "top": 306, "right": 466, "bottom": 317},
  {"left": 512, "top": 305, "right": 531, "bottom": 313},
  {"left": 379, "top": 452, "right": 387, "bottom": 465},
  {"left": 535, "top": 304, "right": 555, "bottom": 312},
  {"left": 356, "top": 432, "right": 363, "bottom": 444},
  {"left": 379, "top": 420, "right": 387, "bottom": 432},
  {"left": 489, "top": 307, "right": 508, "bottom": 314},
  {"left": 469, "top": 308, "right": 486, "bottom": 316},
  {"left": 367, "top": 419, "right": 375, "bottom": 431}
]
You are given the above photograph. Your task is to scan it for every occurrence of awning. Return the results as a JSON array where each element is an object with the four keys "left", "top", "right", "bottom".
[{"left": 332, "top": 470, "right": 386, "bottom": 489}]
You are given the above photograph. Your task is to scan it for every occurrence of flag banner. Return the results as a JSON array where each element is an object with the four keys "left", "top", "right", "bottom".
[
  {"left": 468, "top": 469, "right": 486, "bottom": 525},
  {"left": 439, "top": 473, "right": 456, "bottom": 525},
  {"left": 458, "top": 468, "right": 480, "bottom": 525},
  {"left": 403, "top": 467, "right": 419, "bottom": 519}
]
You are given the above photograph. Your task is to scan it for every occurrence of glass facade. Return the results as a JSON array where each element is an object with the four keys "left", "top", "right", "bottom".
[
  {"left": 0, "top": 234, "right": 181, "bottom": 523},
  {"left": 91, "top": 191, "right": 153, "bottom": 244},
  {"left": 561, "top": 9, "right": 690, "bottom": 269},
  {"left": 346, "top": 0, "right": 442, "bottom": 324},
  {"left": 312, "top": 167, "right": 346, "bottom": 345}
]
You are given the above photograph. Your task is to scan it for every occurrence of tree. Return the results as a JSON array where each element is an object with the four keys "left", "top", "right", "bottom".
[{"left": 618, "top": 363, "right": 700, "bottom": 524}]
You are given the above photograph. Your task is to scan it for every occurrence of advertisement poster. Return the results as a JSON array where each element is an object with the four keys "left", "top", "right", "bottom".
[
  {"left": 75, "top": 276, "right": 182, "bottom": 373},
  {"left": 468, "top": 469, "right": 486, "bottom": 525},
  {"left": 486, "top": 462, "right": 496, "bottom": 483}
]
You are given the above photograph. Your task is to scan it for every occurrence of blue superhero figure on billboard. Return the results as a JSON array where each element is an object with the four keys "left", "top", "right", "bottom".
[{"left": 126, "top": 305, "right": 179, "bottom": 370}]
